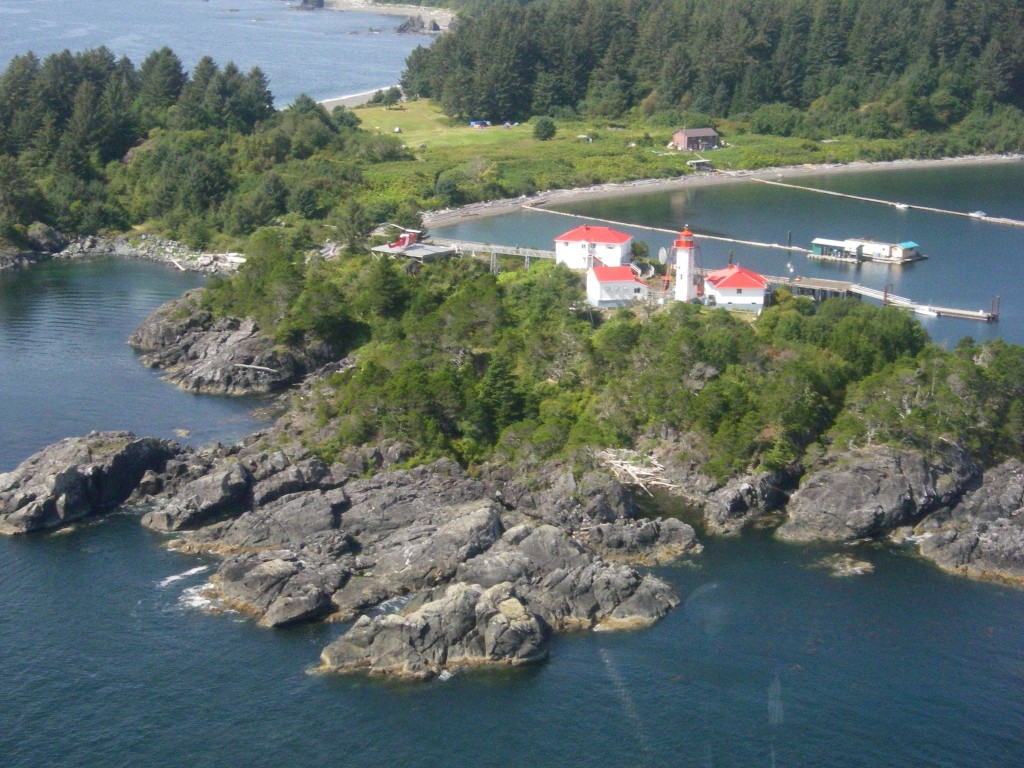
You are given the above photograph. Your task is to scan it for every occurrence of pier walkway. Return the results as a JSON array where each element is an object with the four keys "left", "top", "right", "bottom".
[
  {"left": 752, "top": 178, "right": 1024, "bottom": 228},
  {"left": 718, "top": 271, "right": 999, "bottom": 322}
]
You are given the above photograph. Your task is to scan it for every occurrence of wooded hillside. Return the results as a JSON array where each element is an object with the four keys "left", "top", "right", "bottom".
[{"left": 402, "top": 0, "right": 1024, "bottom": 141}]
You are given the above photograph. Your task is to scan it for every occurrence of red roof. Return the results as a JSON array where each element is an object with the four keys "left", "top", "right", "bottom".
[
  {"left": 705, "top": 264, "right": 767, "bottom": 290},
  {"left": 591, "top": 265, "right": 644, "bottom": 284},
  {"left": 556, "top": 224, "right": 632, "bottom": 245}
]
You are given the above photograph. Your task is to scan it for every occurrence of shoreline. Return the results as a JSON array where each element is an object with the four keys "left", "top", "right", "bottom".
[
  {"left": 318, "top": 87, "right": 397, "bottom": 110},
  {"left": 321, "top": 0, "right": 455, "bottom": 27},
  {"left": 423, "top": 153, "right": 1024, "bottom": 228}
]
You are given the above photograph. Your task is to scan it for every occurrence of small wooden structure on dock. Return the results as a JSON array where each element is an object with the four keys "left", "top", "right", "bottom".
[{"left": 810, "top": 237, "right": 923, "bottom": 264}]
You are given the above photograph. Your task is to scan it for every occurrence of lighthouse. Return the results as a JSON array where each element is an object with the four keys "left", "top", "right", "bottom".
[{"left": 673, "top": 226, "right": 698, "bottom": 302}]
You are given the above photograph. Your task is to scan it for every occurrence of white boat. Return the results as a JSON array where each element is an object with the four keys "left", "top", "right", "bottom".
[
  {"left": 894, "top": 202, "right": 909, "bottom": 210},
  {"left": 969, "top": 210, "right": 987, "bottom": 218},
  {"left": 914, "top": 306, "right": 938, "bottom": 318}
]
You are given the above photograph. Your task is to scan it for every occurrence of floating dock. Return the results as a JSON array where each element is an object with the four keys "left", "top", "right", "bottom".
[
  {"left": 523, "top": 206, "right": 811, "bottom": 253},
  {"left": 753, "top": 178, "right": 1024, "bottom": 228},
  {"left": 810, "top": 237, "right": 925, "bottom": 264}
]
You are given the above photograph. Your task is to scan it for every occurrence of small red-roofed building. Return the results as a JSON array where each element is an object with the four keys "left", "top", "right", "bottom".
[
  {"left": 586, "top": 264, "right": 649, "bottom": 308},
  {"left": 703, "top": 264, "right": 768, "bottom": 309},
  {"left": 554, "top": 224, "right": 633, "bottom": 270}
]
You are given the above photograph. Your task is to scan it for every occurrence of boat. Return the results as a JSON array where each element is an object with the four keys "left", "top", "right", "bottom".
[
  {"left": 914, "top": 306, "right": 938, "bottom": 318},
  {"left": 969, "top": 210, "right": 987, "bottom": 218},
  {"left": 894, "top": 202, "right": 909, "bottom": 210}
]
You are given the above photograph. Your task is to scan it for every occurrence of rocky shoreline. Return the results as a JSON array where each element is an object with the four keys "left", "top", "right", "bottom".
[
  {"left": 0, "top": 229, "right": 244, "bottom": 275},
  {"left": 0, "top": 430, "right": 700, "bottom": 679}
]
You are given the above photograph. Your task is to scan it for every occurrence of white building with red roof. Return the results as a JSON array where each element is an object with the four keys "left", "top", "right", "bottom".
[
  {"left": 586, "top": 265, "right": 649, "bottom": 308},
  {"left": 703, "top": 264, "right": 768, "bottom": 309},
  {"left": 554, "top": 224, "right": 633, "bottom": 270}
]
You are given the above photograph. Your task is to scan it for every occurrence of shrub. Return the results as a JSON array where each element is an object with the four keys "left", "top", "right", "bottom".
[{"left": 533, "top": 116, "right": 556, "bottom": 141}]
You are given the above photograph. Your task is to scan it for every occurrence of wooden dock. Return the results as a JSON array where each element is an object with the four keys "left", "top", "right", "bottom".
[
  {"left": 715, "top": 271, "right": 999, "bottom": 322},
  {"left": 753, "top": 178, "right": 1024, "bottom": 228}
]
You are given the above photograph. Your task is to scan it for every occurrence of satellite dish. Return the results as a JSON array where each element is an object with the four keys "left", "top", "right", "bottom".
[{"left": 658, "top": 247, "right": 668, "bottom": 265}]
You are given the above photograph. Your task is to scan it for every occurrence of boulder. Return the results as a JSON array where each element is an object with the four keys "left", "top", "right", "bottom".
[
  {"left": 579, "top": 517, "right": 702, "bottom": 565},
  {"left": 913, "top": 459, "right": 1024, "bottom": 583},
  {"left": 141, "top": 461, "right": 250, "bottom": 532},
  {"left": 213, "top": 545, "right": 351, "bottom": 627},
  {"left": 319, "top": 582, "right": 546, "bottom": 680},
  {"left": 0, "top": 432, "right": 180, "bottom": 534},
  {"left": 777, "top": 446, "right": 977, "bottom": 543}
]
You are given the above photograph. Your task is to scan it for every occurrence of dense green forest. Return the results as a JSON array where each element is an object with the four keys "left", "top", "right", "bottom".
[
  {"left": 402, "top": 0, "right": 1024, "bottom": 144},
  {"left": 208, "top": 237, "right": 1024, "bottom": 478},
  {"left": 0, "top": 47, "right": 416, "bottom": 247}
]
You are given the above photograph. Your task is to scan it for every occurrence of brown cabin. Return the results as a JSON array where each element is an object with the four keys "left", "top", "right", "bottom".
[{"left": 672, "top": 128, "right": 720, "bottom": 151}]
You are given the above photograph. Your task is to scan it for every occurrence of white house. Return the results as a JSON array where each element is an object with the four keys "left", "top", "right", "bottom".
[
  {"left": 554, "top": 225, "right": 633, "bottom": 270},
  {"left": 703, "top": 264, "right": 768, "bottom": 309},
  {"left": 586, "top": 265, "right": 649, "bottom": 308}
]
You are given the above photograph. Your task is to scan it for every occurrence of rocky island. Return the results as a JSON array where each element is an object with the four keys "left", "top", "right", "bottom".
[{"left": 4, "top": 297, "right": 1024, "bottom": 679}]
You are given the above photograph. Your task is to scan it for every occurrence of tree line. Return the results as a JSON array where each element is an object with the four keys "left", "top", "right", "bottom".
[
  {"left": 401, "top": 0, "right": 1024, "bottom": 143},
  {"left": 0, "top": 47, "right": 416, "bottom": 247}
]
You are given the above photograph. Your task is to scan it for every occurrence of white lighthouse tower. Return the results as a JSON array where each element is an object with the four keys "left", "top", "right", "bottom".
[{"left": 673, "top": 226, "right": 698, "bottom": 302}]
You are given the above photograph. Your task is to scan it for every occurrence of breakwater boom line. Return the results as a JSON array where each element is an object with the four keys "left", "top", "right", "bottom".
[
  {"left": 752, "top": 178, "right": 1024, "bottom": 228},
  {"left": 523, "top": 205, "right": 811, "bottom": 253}
]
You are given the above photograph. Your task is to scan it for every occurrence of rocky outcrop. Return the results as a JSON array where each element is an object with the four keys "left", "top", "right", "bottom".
[
  {"left": 0, "top": 432, "right": 181, "bottom": 534},
  {"left": 3, "top": 422, "right": 700, "bottom": 676},
  {"left": 129, "top": 291, "right": 332, "bottom": 395},
  {"left": 603, "top": 439, "right": 796, "bottom": 536},
  {"left": 320, "top": 582, "right": 546, "bottom": 680},
  {"left": 777, "top": 445, "right": 977, "bottom": 543},
  {"left": 144, "top": 450, "right": 697, "bottom": 676},
  {"left": 910, "top": 459, "right": 1024, "bottom": 584}
]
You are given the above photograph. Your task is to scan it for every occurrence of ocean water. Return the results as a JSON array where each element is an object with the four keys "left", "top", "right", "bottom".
[
  {"left": 0, "top": 0, "right": 428, "bottom": 104},
  {"left": 0, "top": 258, "right": 266, "bottom": 470}
]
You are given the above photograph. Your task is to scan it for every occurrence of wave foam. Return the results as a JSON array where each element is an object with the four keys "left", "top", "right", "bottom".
[{"left": 157, "top": 565, "right": 210, "bottom": 588}]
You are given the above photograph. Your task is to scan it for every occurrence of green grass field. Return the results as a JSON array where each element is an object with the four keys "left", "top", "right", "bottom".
[{"left": 347, "top": 99, "right": 909, "bottom": 215}]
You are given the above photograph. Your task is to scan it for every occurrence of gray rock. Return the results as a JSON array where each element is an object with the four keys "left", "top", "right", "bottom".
[
  {"left": 141, "top": 461, "right": 250, "bottom": 532},
  {"left": 914, "top": 459, "right": 1024, "bottom": 583},
  {"left": 330, "top": 500, "right": 504, "bottom": 619},
  {"left": 181, "top": 487, "right": 350, "bottom": 552},
  {"left": 213, "top": 547, "right": 350, "bottom": 627},
  {"left": 129, "top": 294, "right": 331, "bottom": 395},
  {"left": 579, "top": 517, "right": 702, "bottom": 565},
  {"left": 0, "top": 432, "right": 180, "bottom": 534},
  {"left": 319, "top": 582, "right": 546, "bottom": 680},
  {"left": 777, "top": 446, "right": 977, "bottom": 543}
]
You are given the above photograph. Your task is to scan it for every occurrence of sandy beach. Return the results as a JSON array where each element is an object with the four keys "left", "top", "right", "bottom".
[
  {"left": 322, "top": 0, "right": 455, "bottom": 28},
  {"left": 423, "top": 154, "right": 1024, "bottom": 228}
]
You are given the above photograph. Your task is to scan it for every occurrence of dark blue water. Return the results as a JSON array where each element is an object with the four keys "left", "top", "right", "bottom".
[
  {"left": 0, "top": 258, "right": 265, "bottom": 470},
  {"left": 0, "top": 0, "right": 425, "bottom": 104},
  {"left": 2, "top": 515, "right": 1022, "bottom": 767},
  {"left": 436, "top": 161, "right": 1024, "bottom": 346}
]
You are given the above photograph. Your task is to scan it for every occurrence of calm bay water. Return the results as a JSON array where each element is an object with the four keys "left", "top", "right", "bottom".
[
  {"left": 0, "top": 258, "right": 266, "bottom": 470},
  {"left": 0, "top": 0, "right": 426, "bottom": 104}
]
